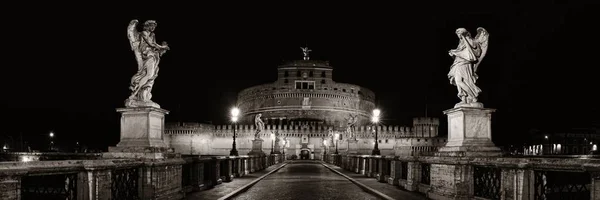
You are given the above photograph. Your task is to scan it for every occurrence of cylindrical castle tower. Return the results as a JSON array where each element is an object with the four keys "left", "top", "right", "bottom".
[{"left": 236, "top": 56, "right": 375, "bottom": 130}]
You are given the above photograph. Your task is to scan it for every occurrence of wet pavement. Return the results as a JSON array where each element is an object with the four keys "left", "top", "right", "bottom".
[
  {"left": 231, "top": 160, "right": 382, "bottom": 200},
  {"left": 322, "top": 163, "right": 429, "bottom": 200},
  {"left": 184, "top": 163, "right": 285, "bottom": 200}
]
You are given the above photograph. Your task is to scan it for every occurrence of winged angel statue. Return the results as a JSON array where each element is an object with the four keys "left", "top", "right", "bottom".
[
  {"left": 448, "top": 27, "right": 489, "bottom": 108},
  {"left": 125, "top": 19, "right": 170, "bottom": 108},
  {"left": 345, "top": 114, "right": 358, "bottom": 140}
]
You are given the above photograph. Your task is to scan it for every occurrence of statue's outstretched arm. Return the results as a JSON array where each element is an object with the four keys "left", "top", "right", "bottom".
[{"left": 141, "top": 31, "right": 168, "bottom": 49}]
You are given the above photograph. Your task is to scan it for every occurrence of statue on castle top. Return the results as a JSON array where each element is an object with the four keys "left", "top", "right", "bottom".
[
  {"left": 448, "top": 27, "right": 489, "bottom": 108},
  {"left": 126, "top": 19, "right": 170, "bottom": 108},
  {"left": 254, "top": 114, "right": 264, "bottom": 139},
  {"left": 300, "top": 47, "right": 311, "bottom": 60},
  {"left": 345, "top": 114, "right": 358, "bottom": 140}
]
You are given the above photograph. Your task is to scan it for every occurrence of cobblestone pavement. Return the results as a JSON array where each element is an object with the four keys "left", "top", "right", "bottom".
[
  {"left": 184, "top": 163, "right": 284, "bottom": 200},
  {"left": 322, "top": 163, "right": 429, "bottom": 200},
  {"left": 231, "top": 160, "right": 382, "bottom": 200}
]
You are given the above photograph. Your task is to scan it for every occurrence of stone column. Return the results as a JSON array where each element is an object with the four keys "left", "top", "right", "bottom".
[
  {"left": 405, "top": 161, "right": 420, "bottom": 191},
  {"left": 591, "top": 172, "right": 600, "bottom": 200},
  {"left": 388, "top": 160, "right": 401, "bottom": 186}
]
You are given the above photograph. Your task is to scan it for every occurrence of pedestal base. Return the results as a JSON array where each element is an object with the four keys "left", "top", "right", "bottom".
[
  {"left": 114, "top": 107, "right": 169, "bottom": 148},
  {"left": 247, "top": 138, "right": 266, "bottom": 156},
  {"left": 347, "top": 139, "right": 358, "bottom": 155},
  {"left": 105, "top": 107, "right": 175, "bottom": 159},
  {"left": 438, "top": 106, "right": 502, "bottom": 157}
]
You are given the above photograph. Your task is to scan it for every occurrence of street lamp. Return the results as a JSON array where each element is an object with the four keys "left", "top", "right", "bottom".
[
  {"left": 229, "top": 107, "right": 240, "bottom": 156},
  {"left": 323, "top": 139, "right": 328, "bottom": 155},
  {"left": 334, "top": 133, "right": 339, "bottom": 154},
  {"left": 270, "top": 132, "right": 275, "bottom": 154},
  {"left": 371, "top": 109, "right": 381, "bottom": 155},
  {"left": 49, "top": 131, "right": 55, "bottom": 151}
]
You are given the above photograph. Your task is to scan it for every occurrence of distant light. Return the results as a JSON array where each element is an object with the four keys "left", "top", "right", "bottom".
[
  {"left": 591, "top": 142, "right": 593, "bottom": 145},
  {"left": 2, "top": 145, "right": 7, "bottom": 150},
  {"left": 49, "top": 132, "right": 54, "bottom": 137},
  {"left": 231, "top": 116, "right": 238, "bottom": 122},
  {"left": 373, "top": 109, "right": 381, "bottom": 117},
  {"left": 544, "top": 135, "right": 548, "bottom": 139},
  {"left": 334, "top": 133, "right": 339, "bottom": 139},
  {"left": 593, "top": 144, "right": 597, "bottom": 151},
  {"left": 20, "top": 156, "right": 32, "bottom": 162},
  {"left": 231, "top": 107, "right": 240, "bottom": 117},
  {"left": 371, "top": 116, "right": 379, "bottom": 123}
]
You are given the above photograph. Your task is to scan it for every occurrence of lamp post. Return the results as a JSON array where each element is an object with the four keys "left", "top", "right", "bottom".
[
  {"left": 371, "top": 109, "right": 381, "bottom": 155},
  {"left": 323, "top": 139, "right": 328, "bottom": 155},
  {"left": 270, "top": 133, "right": 275, "bottom": 154},
  {"left": 229, "top": 107, "right": 240, "bottom": 156},
  {"left": 334, "top": 133, "right": 339, "bottom": 154},
  {"left": 49, "top": 131, "right": 55, "bottom": 151},
  {"left": 282, "top": 138, "right": 287, "bottom": 155}
]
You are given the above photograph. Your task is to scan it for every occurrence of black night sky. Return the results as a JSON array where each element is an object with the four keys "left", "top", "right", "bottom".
[{"left": 2, "top": 3, "right": 599, "bottom": 151}]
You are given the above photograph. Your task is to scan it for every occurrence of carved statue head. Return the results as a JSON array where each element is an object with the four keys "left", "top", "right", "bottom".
[{"left": 143, "top": 20, "right": 157, "bottom": 31}]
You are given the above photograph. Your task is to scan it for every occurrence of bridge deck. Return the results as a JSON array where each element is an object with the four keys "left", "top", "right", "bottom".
[{"left": 186, "top": 160, "right": 427, "bottom": 200}]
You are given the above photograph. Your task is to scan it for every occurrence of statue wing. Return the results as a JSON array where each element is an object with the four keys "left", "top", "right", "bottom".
[
  {"left": 127, "top": 20, "right": 143, "bottom": 70},
  {"left": 474, "top": 27, "right": 489, "bottom": 72}
]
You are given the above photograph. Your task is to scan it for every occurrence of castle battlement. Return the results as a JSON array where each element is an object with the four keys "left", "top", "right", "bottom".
[
  {"left": 413, "top": 117, "right": 440, "bottom": 126},
  {"left": 164, "top": 123, "right": 442, "bottom": 139}
]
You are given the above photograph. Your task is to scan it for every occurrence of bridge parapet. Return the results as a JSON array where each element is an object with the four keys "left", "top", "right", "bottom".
[
  {"left": 326, "top": 154, "right": 600, "bottom": 200},
  {"left": 0, "top": 154, "right": 279, "bottom": 200}
]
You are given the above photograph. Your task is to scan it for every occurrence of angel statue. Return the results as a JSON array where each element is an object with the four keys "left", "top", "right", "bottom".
[
  {"left": 254, "top": 114, "right": 265, "bottom": 139},
  {"left": 125, "top": 19, "right": 170, "bottom": 108},
  {"left": 300, "top": 47, "right": 311, "bottom": 60},
  {"left": 345, "top": 114, "right": 358, "bottom": 139},
  {"left": 448, "top": 27, "right": 489, "bottom": 108}
]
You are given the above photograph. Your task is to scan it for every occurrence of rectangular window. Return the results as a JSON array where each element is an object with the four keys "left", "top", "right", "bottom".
[{"left": 295, "top": 81, "right": 315, "bottom": 90}]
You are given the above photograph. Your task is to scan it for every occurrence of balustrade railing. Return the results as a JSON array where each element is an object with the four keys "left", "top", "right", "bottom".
[
  {"left": 21, "top": 172, "right": 78, "bottom": 200},
  {"left": 0, "top": 154, "right": 281, "bottom": 200},
  {"left": 473, "top": 166, "right": 502, "bottom": 200},
  {"left": 324, "top": 154, "right": 600, "bottom": 200}
]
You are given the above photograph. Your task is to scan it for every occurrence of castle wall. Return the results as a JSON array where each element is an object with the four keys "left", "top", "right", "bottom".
[{"left": 165, "top": 122, "right": 445, "bottom": 156}]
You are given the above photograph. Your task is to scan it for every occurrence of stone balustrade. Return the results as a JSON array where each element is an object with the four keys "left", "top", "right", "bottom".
[
  {"left": 324, "top": 154, "right": 600, "bottom": 200},
  {"left": 0, "top": 154, "right": 283, "bottom": 200}
]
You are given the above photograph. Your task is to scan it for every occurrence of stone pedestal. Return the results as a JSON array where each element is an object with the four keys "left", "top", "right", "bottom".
[
  {"left": 247, "top": 138, "right": 266, "bottom": 156},
  {"left": 347, "top": 139, "right": 358, "bottom": 155},
  {"left": 104, "top": 107, "right": 177, "bottom": 159},
  {"left": 272, "top": 138, "right": 281, "bottom": 154},
  {"left": 436, "top": 107, "right": 502, "bottom": 157}
]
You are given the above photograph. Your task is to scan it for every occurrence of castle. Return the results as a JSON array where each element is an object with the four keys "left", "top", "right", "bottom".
[{"left": 165, "top": 48, "right": 446, "bottom": 159}]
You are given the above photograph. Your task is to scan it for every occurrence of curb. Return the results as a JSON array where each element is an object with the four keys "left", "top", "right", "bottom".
[
  {"left": 218, "top": 162, "right": 289, "bottom": 200},
  {"left": 321, "top": 162, "right": 395, "bottom": 200}
]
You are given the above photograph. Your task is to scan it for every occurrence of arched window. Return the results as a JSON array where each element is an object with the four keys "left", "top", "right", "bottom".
[
  {"left": 284, "top": 71, "right": 289, "bottom": 77},
  {"left": 321, "top": 71, "right": 326, "bottom": 77},
  {"left": 309, "top": 71, "right": 313, "bottom": 77}
]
